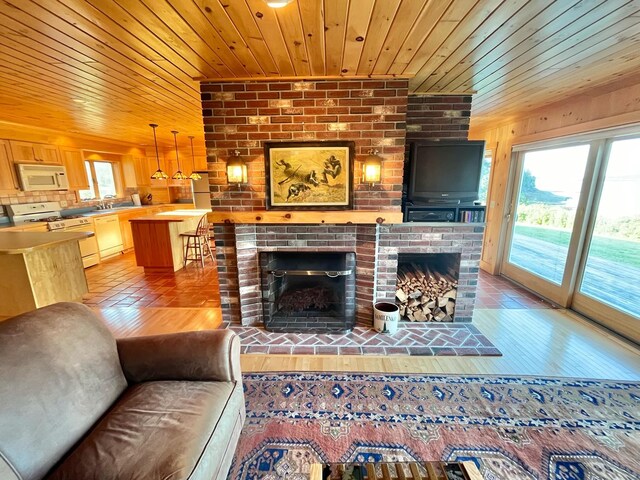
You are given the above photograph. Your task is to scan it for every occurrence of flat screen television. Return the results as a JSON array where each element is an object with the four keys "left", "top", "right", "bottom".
[{"left": 408, "top": 140, "right": 485, "bottom": 204}]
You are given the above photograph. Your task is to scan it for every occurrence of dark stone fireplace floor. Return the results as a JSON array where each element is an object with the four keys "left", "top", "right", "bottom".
[{"left": 225, "top": 322, "right": 501, "bottom": 356}]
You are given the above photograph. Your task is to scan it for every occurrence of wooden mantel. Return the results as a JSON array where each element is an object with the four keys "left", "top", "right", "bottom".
[{"left": 207, "top": 210, "right": 403, "bottom": 225}]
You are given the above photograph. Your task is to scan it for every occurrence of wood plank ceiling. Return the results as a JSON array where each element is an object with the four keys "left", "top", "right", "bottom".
[{"left": 0, "top": 0, "right": 639, "bottom": 147}]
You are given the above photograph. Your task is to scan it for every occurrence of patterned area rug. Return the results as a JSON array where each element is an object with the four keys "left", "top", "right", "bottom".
[{"left": 230, "top": 373, "right": 640, "bottom": 480}]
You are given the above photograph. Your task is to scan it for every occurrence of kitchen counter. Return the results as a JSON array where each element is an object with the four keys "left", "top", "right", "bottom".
[
  {"left": 129, "top": 209, "right": 210, "bottom": 273},
  {"left": 129, "top": 209, "right": 208, "bottom": 223},
  {"left": 0, "top": 231, "right": 90, "bottom": 317},
  {"left": 0, "top": 231, "right": 92, "bottom": 254},
  {"left": 0, "top": 203, "right": 196, "bottom": 230}
]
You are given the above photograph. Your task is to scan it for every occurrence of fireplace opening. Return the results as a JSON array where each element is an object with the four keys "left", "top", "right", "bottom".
[
  {"left": 396, "top": 253, "right": 460, "bottom": 322},
  {"left": 260, "top": 252, "right": 356, "bottom": 333}
]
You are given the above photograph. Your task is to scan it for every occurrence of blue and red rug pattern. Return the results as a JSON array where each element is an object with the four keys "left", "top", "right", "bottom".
[{"left": 229, "top": 373, "right": 640, "bottom": 480}]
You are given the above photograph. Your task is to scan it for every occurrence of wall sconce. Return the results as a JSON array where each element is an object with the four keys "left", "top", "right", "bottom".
[
  {"left": 363, "top": 149, "right": 383, "bottom": 185},
  {"left": 226, "top": 150, "right": 247, "bottom": 185}
]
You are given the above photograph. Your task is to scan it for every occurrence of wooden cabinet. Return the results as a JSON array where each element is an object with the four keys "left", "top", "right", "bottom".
[
  {"left": 134, "top": 156, "right": 153, "bottom": 187},
  {"left": 118, "top": 210, "right": 137, "bottom": 251},
  {"left": 121, "top": 155, "right": 137, "bottom": 188},
  {"left": 36, "top": 144, "right": 62, "bottom": 164},
  {"left": 0, "top": 140, "right": 19, "bottom": 192},
  {"left": 10, "top": 141, "right": 62, "bottom": 164},
  {"left": 60, "top": 147, "right": 89, "bottom": 190}
]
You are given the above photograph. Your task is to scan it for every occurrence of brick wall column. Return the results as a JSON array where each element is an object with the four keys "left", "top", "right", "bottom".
[
  {"left": 355, "top": 224, "right": 378, "bottom": 327},
  {"left": 212, "top": 224, "right": 240, "bottom": 325}
]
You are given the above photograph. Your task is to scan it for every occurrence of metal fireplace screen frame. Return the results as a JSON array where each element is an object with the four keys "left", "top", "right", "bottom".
[{"left": 260, "top": 252, "right": 356, "bottom": 333}]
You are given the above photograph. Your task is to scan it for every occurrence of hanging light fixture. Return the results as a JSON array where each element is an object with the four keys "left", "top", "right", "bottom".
[
  {"left": 362, "top": 149, "right": 383, "bottom": 185},
  {"left": 187, "top": 136, "right": 202, "bottom": 180},
  {"left": 226, "top": 150, "right": 248, "bottom": 185},
  {"left": 171, "top": 130, "right": 188, "bottom": 180},
  {"left": 149, "top": 123, "right": 169, "bottom": 180}
]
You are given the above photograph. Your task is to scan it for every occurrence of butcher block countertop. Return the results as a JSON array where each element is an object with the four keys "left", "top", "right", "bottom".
[
  {"left": 129, "top": 209, "right": 210, "bottom": 223},
  {"left": 0, "top": 231, "right": 92, "bottom": 254}
]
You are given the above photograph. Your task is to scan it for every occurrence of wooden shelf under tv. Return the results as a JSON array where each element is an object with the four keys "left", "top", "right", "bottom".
[{"left": 404, "top": 204, "right": 486, "bottom": 223}]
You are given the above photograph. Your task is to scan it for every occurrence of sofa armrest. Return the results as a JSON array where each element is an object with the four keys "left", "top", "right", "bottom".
[{"left": 116, "top": 329, "right": 241, "bottom": 383}]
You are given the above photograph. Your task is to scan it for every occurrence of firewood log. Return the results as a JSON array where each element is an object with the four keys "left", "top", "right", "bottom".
[{"left": 396, "top": 289, "right": 407, "bottom": 302}]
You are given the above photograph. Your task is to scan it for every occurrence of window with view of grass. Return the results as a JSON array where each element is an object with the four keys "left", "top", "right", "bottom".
[
  {"left": 504, "top": 130, "right": 640, "bottom": 324},
  {"left": 79, "top": 160, "right": 119, "bottom": 201}
]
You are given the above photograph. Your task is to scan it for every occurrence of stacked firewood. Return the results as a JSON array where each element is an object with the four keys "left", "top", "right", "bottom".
[{"left": 395, "top": 263, "right": 457, "bottom": 322}]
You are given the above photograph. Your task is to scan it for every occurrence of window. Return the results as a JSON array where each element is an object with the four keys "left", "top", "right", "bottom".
[
  {"left": 477, "top": 151, "right": 492, "bottom": 204},
  {"left": 79, "top": 160, "right": 119, "bottom": 201},
  {"left": 501, "top": 127, "right": 640, "bottom": 338}
]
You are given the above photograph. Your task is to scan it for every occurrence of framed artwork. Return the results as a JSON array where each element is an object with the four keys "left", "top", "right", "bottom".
[{"left": 264, "top": 141, "right": 355, "bottom": 210}]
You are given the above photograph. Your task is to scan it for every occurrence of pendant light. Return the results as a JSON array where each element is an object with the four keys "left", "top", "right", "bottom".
[
  {"left": 149, "top": 123, "right": 169, "bottom": 180},
  {"left": 187, "top": 136, "right": 202, "bottom": 180},
  {"left": 171, "top": 130, "right": 188, "bottom": 180}
]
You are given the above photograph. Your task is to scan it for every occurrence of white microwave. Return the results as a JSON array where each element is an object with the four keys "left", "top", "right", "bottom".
[{"left": 16, "top": 164, "right": 69, "bottom": 191}]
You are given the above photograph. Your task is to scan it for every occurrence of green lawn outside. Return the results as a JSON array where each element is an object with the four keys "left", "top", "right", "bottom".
[{"left": 514, "top": 224, "right": 640, "bottom": 268}]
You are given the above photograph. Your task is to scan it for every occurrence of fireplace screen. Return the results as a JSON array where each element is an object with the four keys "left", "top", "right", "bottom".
[{"left": 260, "top": 252, "right": 356, "bottom": 333}]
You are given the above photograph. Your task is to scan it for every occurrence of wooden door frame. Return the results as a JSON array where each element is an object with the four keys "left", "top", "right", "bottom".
[
  {"left": 499, "top": 140, "right": 601, "bottom": 307},
  {"left": 571, "top": 135, "right": 640, "bottom": 344}
]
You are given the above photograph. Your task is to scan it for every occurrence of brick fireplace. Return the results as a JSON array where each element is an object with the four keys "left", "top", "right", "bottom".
[
  {"left": 213, "top": 221, "right": 482, "bottom": 328},
  {"left": 202, "top": 79, "right": 481, "bottom": 334}
]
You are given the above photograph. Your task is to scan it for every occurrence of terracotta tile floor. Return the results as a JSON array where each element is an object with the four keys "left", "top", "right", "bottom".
[
  {"left": 475, "top": 270, "right": 553, "bottom": 309},
  {"left": 83, "top": 252, "right": 220, "bottom": 309}
]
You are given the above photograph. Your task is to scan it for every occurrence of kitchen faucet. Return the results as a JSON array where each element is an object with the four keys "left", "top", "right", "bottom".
[{"left": 97, "top": 195, "right": 117, "bottom": 210}]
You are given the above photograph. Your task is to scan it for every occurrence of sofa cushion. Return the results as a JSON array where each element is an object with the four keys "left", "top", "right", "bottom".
[
  {"left": 46, "top": 380, "right": 242, "bottom": 480},
  {"left": 0, "top": 303, "right": 128, "bottom": 480}
]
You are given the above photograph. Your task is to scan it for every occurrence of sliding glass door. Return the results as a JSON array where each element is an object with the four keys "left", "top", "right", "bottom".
[
  {"left": 501, "top": 131, "right": 639, "bottom": 342},
  {"left": 501, "top": 144, "right": 593, "bottom": 305},
  {"left": 572, "top": 137, "right": 640, "bottom": 340}
]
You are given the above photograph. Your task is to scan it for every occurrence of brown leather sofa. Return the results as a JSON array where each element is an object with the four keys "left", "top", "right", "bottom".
[{"left": 0, "top": 302, "right": 245, "bottom": 480}]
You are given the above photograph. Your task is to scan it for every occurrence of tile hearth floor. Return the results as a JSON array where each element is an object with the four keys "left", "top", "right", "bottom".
[{"left": 228, "top": 322, "right": 501, "bottom": 356}]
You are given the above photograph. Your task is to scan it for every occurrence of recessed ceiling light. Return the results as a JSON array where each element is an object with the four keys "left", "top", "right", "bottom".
[{"left": 264, "top": 0, "right": 294, "bottom": 8}]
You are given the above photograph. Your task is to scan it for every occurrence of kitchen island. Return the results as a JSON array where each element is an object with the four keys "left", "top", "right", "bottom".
[
  {"left": 130, "top": 209, "right": 210, "bottom": 273},
  {"left": 0, "top": 231, "right": 91, "bottom": 317}
]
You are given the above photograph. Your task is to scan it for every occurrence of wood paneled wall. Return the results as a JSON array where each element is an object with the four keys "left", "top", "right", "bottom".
[{"left": 469, "top": 79, "right": 640, "bottom": 274}]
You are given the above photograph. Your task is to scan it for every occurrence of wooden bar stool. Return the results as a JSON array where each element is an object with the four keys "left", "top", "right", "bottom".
[{"left": 180, "top": 214, "right": 215, "bottom": 268}]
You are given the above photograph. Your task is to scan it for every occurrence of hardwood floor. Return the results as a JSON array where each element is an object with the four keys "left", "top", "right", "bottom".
[
  {"left": 95, "top": 307, "right": 222, "bottom": 337},
  {"left": 240, "top": 308, "right": 640, "bottom": 380},
  {"left": 86, "top": 252, "right": 640, "bottom": 381}
]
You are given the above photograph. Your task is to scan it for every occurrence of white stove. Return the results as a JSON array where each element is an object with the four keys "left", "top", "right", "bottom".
[
  {"left": 7, "top": 202, "right": 91, "bottom": 230},
  {"left": 6, "top": 202, "right": 62, "bottom": 225},
  {"left": 7, "top": 202, "right": 99, "bottom": 268},
  {"left": 47, "top": 216, "right": 91, "bottom": 231}
]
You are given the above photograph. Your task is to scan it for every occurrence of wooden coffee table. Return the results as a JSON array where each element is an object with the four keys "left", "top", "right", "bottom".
[{"left": 310, "top": 461, "right": 483, "bottom": 480}]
